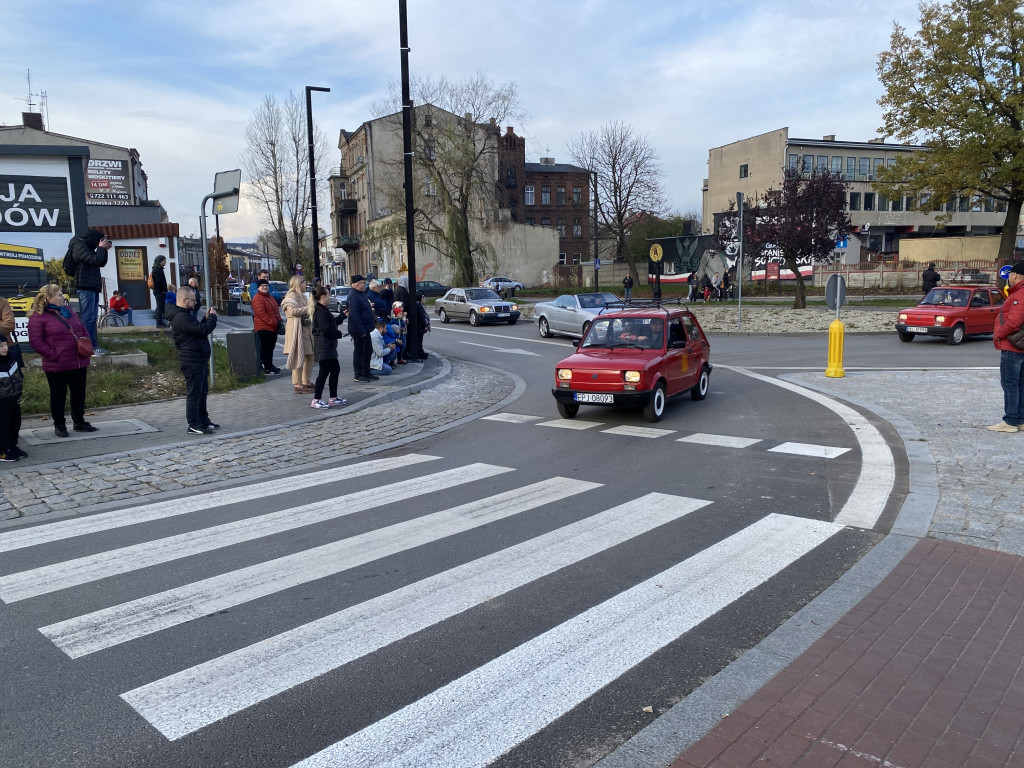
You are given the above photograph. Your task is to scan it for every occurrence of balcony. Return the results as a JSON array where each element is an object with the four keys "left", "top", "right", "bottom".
[
  {"left": 339, "top": 234, "right": 360, "bottom": 251},
  {"left": 336, "top": 198, "right": 358, "bottom": 214}
]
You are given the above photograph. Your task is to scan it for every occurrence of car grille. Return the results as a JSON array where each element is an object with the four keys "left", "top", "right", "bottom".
[{"left": 494, "top": 304, "right": 513, "bottom": 312}]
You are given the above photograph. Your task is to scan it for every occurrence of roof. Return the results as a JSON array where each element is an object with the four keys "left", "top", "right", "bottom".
[
  {"left": 524, "top": 162, "right": 589, "bottom": 174},
  {"left": 101, "top": 223, "right": 180, "bottom": 239}
]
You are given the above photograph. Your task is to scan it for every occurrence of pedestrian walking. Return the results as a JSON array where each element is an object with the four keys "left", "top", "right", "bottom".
[
  {"left": 687, "top": 272, "right": 699, "bottom": 302},
  {"left": 347, "top": 274, "right": 376, "bottom": 382},
  {"left": 622, "top": 273, "right": 633, "bottom": 301},
  {"left": 310, "top": 286, "right": 347, "bottom": 408},
  {"left": 989, "top": 261, "right": 1024, "bottom": 433},
  {"left": 251, "top": 279, "right": 282, "bottom": 375},
  {"left": 722, "top": 269, "right": 732, "bottom": 300},
  {"left": 150, "top": 255, "right": 169, "bottom": 327},
  {"left": 923, "top": 262, "right": 941, "bottom": 293},
  {"left": 66, "top": 228, "right": 110, "bottom": 353},
  {"left": 166, "top": 291, "right": 219, "bottom": 435}
]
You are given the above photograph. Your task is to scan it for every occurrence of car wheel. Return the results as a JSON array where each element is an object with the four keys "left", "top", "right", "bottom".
[
  {"left": 691, "top": 365, "right": 710, "bottom": 401},
  {"left": 439, "top": 308, "right": 449, "bottom": 324},
  {"left": 469, "top": 310, "right": 480, "bottom": 327},
  {"left": 507, "top": 318, "right": 518, "bottom": 325},
  {"left": 557, "top": 400, "right": 579, "bottom": 419},
  {"left": 946, "top": 324, "right": 965, "bottom": 345},
  {"left": 897, "top": 331, "right": 915, "bottom": 343},
  {"left": 538, "top": 317, "right": 552, "bottom": 338},
  {"left": 643, "top": 382, "right": 667, "bottom": 423}
]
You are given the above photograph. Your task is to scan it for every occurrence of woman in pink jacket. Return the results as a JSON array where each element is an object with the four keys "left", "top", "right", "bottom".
[{"left": 27, "top": 284, "right": 96, "bottom": 438}]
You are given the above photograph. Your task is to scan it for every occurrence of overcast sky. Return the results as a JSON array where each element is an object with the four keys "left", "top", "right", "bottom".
[{"left": 2, "top": 0, "right": 922, "bottom": 241}]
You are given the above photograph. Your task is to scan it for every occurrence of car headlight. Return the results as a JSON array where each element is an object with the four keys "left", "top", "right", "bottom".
[
  {"left": 624, "top": 370, "right": 641, "bottom": 383},
  {"left": 510, "top": 304, "right": 518, "bottom": 311},
  {"left": 934, "top": 316, "right": 945, "bottom": 324},
  {"left": 557, "top": 368, "right": 573, "bottom": 381},
  {"left": 479, "top": 306, "right": 491, "bottom": 313},
  {"left": 898, "top": 313, "right": 908, "bottom": 321}
]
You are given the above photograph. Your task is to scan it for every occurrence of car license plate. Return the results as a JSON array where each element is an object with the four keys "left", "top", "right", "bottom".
[
  {"left": 907, "top": 326, "right": 929, "bottom": 333},
  {"left": 497, "top": 312, "right": 510, "bottom": 318},
  {"left": 575, "top": 393, "right": 613, "bottom": 404}
]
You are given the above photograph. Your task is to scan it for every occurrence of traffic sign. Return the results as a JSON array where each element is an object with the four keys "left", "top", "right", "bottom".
[
  {"left": 999, "top": 264, "right": 1013, "bottom": 280},
  {"left": 649, "top": 244, "right": 663, "bottom": 263},
  {"left": 826, "top": 274, "right": 847, "bottom": 312}
]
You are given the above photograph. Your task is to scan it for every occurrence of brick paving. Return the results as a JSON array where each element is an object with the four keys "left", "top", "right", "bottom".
[{"left": 671, "top": 538, "right": 1024, "bottom": 768}]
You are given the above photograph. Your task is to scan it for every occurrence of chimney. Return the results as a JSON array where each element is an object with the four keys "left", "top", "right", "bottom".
[
  {"left": 540, "top": 157, "right": 555, "bottom": 165},
  {"left": 506, "top": 126, "right": 514, "bottom": 135},
  {"left": 822, "top": 134, "right": 835, "bottom": 141},
  {"left": 22, "top": 112, "right": 44, "bottom": 131}
]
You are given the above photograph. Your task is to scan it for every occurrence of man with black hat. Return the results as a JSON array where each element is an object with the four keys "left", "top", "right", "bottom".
[
  {"left": 151, "top": 255, "right": 169, "bottom": 328},
  {"left": 989, "top": 261, "right": 1024, "bottom": 433},
  {"left": 346, "top": 274, "right": 377, "bottom": 382},
  {"left": 922, "top": 262, "right": 941, "bottom": 294},
  {"left": 66, "top": 228, "right": 110, "bottom": 354}
]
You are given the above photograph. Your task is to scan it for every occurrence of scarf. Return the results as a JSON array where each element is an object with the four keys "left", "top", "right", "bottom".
[{"left": 47, "top": 304, "right": 72, "bottom": 319}]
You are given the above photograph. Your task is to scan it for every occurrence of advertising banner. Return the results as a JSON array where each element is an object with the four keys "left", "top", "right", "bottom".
[
  {"left": 0, "top": 175, "right": 73, "bottom": 233},
  {"left": 115, "top": 246, "right": 147, "bottom": 281},
  {"left": 86, "top": 159, "right": 130, "bottom": 205}
]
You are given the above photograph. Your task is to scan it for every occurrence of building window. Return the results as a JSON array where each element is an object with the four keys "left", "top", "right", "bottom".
[
  {"left": 831, "top": 156, "right": 842, "bottom": 173},
  {"left": 878, "top": 195, "right": 889, "bottom": 212},
  {"left": 541, "top": 217, "right": 551, "bottom": 226},
  {"left": 739, "top": 164, "right": 749, "bottom": 179},
  {"left": 525, "top": 185, "right": 534, "bottom": 206},
  {"left": 873, "top": 158, "right": 884, "bottom": 178},
  {"left": 526, "top": 217, "right": 535, "bottom": 225},
  {"left": 859, "top": 157, "right": 870, "bottom": 178},
  {"left": 423, "top": 112, "right": 433, "bottom": 127},
  {"left": 424, "top": 140, "right": 436, "bottom": 161},
  {"left": 789, "top": 154, "right": 800, "bottom": 169},
  {"left": 864, "top": 192, "right": 875, "bottom": 211},
  {"left": 573, "top": 219, "right": 582, "bottom": 237},
  {"left": 505, "top": 168, "right": 517, "bottom": 188},
  {"left": 558, "top": 253, "right": 567, "bottom": 265},
  {"left": 557, "top": 218, "right": 566, "bottom": 236},
  {"left": 846, "top": 157, "right": 856, "bottom": 181},
  {"left": 572, "top": 253, "right": 581, "bottom": 263},
  {"left": 424, "top": 176, "right": 436, "bottom": 196},
  {"left": 557, "top": 186, "right": 565, "bottom": 205},
  {"left": 573, "top": 186, "right": 582, "bottom": 204},
  {"left": 541, "top": 186, "right": 551, "bottom": 205},
  {"left": 890, "top": 195, "right": 903, "bottom": 212},
  {"left": 817, "top": 155, "right": 828, "bottom": 170},
  {"left": 849, "top": 192, "right": 861, "bottom": 211},
  {"left": 802, "top": 154, "right": 814, "bottom": 173}
]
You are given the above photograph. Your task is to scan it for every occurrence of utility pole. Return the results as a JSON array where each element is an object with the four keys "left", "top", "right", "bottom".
[
  {"left": 399, "top": 0, "right": 421, "bottom": 360},
  {"left": 306, "top": 85, "right": 330, "bottom": 285}
]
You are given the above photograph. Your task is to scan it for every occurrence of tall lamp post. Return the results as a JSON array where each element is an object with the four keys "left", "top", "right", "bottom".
[
  {"left": 399, "top": 0, "right": 421, "bottom": 359},
  {"left": 306, "top": 85, "right": 330, "bottom": 285}
]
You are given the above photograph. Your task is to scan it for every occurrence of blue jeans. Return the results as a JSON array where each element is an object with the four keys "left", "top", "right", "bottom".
[
  {"left": 1000, "top": 350, "right": 1024, "bottom": 426},
  {"left": 112, "top": 309, "right": 133, "bottom": 325},
  {"left": 77, "top": 290, "right": 99, "bottom": 347},
  {"left": 624, "top": 286, "right": 632, "bottom": 300}
]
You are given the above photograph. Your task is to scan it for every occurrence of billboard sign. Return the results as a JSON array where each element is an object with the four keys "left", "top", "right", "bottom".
[
  {"left": 0, "top": 175, "right": 73, "bottom": 233},
  {"left": 86, "top": 159, "right": 130, "bottom": 205}
]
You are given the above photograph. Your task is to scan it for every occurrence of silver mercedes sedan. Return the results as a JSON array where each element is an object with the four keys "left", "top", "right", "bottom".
[
  {"left": 535, "top": 292, "right": 623, "bottom": 339},
  {"left": 435, "top": 288, "right": 521, "bottom": 326}
]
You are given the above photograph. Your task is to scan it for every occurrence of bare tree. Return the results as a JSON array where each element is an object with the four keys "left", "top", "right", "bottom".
[
  {"left": 568, "top": 122, "right": 667, "bottom": 283},
  {"left": 240, "top": 92, "right": 331, "bottom": 276}
]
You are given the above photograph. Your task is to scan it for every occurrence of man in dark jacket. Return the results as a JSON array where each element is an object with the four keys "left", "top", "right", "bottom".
[
  {"left": 367, "top": 279, "right": 390, "bottom": 319},
  {"left": 380, "top": 278, "right": 395, "bottom": 308},
  {"left": 167, "top": 292, "right": 219, "bottom": 434},
  {"left": 346, "top": 274, "right": 376, "bottom": 382},
  {"left": 68, "top": 228, "right": 110, "bottom": 354},
  {"left": 151, "top": 255, "right": 169, "bottom": 328},
  {"left": 922, "top": 263, "right": 941, "bottom": 294}
]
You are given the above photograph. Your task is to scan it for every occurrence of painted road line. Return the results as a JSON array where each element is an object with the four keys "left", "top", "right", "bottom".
[
  {"left": 121, "top": 491, "right": 708, "bottom": 740},
  {"left": 601, "top": 426, "right": 675, "bottom": 439},
  {"left": 43, "top": 475, "right": 592, "bottom": 659},
  {"left": 721, "top": 365, "right": 895, "bottom": 530},
  {"left": 677, "top": 433, "right": 762, "bottom": 449},
  {"left": 769, "top": 442, "right": 851, "bottom": 459},
  {"left": 287, "top": 513, "right": 842, "bottom": 768},
  {"left": 480, "top": 413, "right": 543, "bottom": 423},
  {"left": 0, "top": 464, "right": 510, "bottom": 604},
  {"left": 0, "top": 454, "right": 441, "bottom": 554},
  {"left": 537, "top": 420, "right": 602, "bottom": 430}
]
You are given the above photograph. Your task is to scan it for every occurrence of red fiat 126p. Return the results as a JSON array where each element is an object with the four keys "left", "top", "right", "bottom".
[{"left": 551, "top": 305, "right": 712, "bottom": 423}]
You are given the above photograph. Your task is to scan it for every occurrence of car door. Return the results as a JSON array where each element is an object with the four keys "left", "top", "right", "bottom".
[
  {"left": 966, "top": 289, "right": 992, "bottom": 333},
  {"left": 453, "top": 290, "right": 469, "bottom": 321},
  {"left": 678, "top": 316, "right": 707, "bottom": 391},
  {"left": 662, "top": 319, "right": 688, "bottom": 394},
  {"left": 550, "top": 295, "right": 574, "bottom": 333}
]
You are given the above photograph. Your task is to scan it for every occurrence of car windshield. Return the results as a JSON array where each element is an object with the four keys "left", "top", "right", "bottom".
[
  {"left": 466, "top": 289, "right": 501, "bottom": 301},
  {"left": 921, "top": 288, "right": 970, "bottom": 307},
  {"left": 582, "top": 317, "right": 665, "bottom": 350},
  {"left": 577, "top": 292, "right": 621, "bottom": 309}
]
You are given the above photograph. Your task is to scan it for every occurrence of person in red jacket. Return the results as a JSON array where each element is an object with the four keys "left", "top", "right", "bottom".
[
  {"left": 990, "top": 261, "right": 1024, "bottom": 432},
  {"left": 250, "top": 279, "right": 282, "bottom": 375},
  {"left": 108, "top": 290, "right": 133, "bottom": 325}
]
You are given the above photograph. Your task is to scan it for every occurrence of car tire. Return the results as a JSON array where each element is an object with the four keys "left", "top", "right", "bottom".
[
  {"left": 557, "top": 400, "right": 579, "bottom": 419},
  {"left": 643, "top": 382, "right": 667, "bottom": 423},
  {"left": 691, "top": 365, "right": 710, "bottom": 401},
  {"left": 898, "top": 331, "right": 915, "bottom": 343},
  {"left": 538, "top": 317, "right": 552, "bottom": 338},
  {"left": 469, "top": 310, "right": 480, "bottom": 327},
  {"left": 439, "top": 308, "right": 449, "bottom": 324},
  {"left": 947, "top": 324, "right": 965, "bottom": 345},
  {"left": 507, "top": 318, "right": 517, "bottom": 325}
]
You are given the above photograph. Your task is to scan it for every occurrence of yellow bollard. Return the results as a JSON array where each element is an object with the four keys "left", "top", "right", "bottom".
[{"left": 826, "top": 318, "right": 845, "bottom": 378}]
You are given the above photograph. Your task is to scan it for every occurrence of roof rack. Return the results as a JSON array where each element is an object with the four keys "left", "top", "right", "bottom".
[{"left": 594, "top": 297, "right": 689, "bottom": 318}]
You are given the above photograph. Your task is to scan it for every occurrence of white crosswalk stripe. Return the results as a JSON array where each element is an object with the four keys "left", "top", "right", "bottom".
[
  {"left": 770, "top": 441, "right": 851, "bottom": 459},
  {"left": 121, "top": 491, "right": 709, "bottom": 740},
  {"left": 1, "top": 463, "right": 509, "bottom": 604}
]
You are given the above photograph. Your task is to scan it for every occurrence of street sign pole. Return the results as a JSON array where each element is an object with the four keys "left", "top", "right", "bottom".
[
  {"left": 736, "top": 192, "right": 744, "bottom": 331},
  {"left": 200, "top": 169, "right": 241, "bottom": 386}
]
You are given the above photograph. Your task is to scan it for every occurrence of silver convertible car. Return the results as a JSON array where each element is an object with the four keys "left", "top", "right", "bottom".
[
  {"left": 535, "top": 292, "right": 624, "bottom": 338},
  {"left": 435, "top": 288, "right": 521, "bottom": 326}
]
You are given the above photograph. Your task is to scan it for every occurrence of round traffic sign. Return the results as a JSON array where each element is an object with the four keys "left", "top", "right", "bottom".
[{"left": 999, "top": 264, "right": 1013, "bottom": 280}]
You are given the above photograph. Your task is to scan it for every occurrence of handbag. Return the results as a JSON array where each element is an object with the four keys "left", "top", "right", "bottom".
[
  {"left": 277, "top": 318, "right": 286, "bottom": 336},
  {"left": 53, "top": 313, "right": 94, "bottom": 357},
  {"left": 1008, "top": 328, "right": 1024, "bottom": 351}
]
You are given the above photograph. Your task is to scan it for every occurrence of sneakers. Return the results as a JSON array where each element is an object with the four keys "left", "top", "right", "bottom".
[
  {"left": 93, "top": 347, "right": 108, "bottom": 356},
  {"left": 204, "top": 422, "right": 221, "bottom": 430},
  {"left": 328, "top": 397, "right": 347, "bottom": 407},
  {"left": 368, "top": 374, "right": 380, "bottom": 380},
  {"left": 11, "top": 447, "right": 27, "bottom": 459},
  {"left": 187, "top": 425, "right": 216, "bottom": 435},
  {"left": 310, "top": 399, "right": 330, "bottom": 409},
  {"left": 54, "top": 426, "right": 69, "bottom": 438},
  {"left": 354, "top": 376, "right": 371, "bottom": 383},
  {"left": 73, "top": 423, "right": 99, "bottom": 433},
  {"left": 265, "top": 368, "right": 281, "bottom": 376},
  {"left": 0, "top": 452, "right": 17, "bottom": 462},
  {"left": 986, "top": 421, "right": 1019, "bottom": 433}
]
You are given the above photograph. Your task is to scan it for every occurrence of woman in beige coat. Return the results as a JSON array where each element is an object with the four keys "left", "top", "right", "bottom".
[{"left": 281, "top": 275, "right": 314, "bottom": 393}]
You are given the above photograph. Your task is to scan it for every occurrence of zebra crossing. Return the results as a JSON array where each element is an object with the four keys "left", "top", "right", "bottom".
[{"left": 0, "top": 451, "right": 864, "bottom": 768}]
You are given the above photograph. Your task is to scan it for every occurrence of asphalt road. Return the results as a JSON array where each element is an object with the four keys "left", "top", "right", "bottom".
[{"left": 0, "top": 312, "right": 993, "bottom": 768}]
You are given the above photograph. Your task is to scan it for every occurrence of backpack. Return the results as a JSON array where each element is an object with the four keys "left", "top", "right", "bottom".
[
  {"left": 147, "top": 272, "right": 155, "bottom": 290},
  {"left": 62, "top": 245, "right": 77, "bottom": 280}
]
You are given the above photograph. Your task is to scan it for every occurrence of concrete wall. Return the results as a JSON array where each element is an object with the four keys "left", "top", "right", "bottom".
[{"left": 899, "top": 235, "right": 1001, "bottom": 263}]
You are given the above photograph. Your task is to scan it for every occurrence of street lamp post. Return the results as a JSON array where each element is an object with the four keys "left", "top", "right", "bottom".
[
  {"left": 306, "top": 85, "right": 330, "bottom": 286},
  {"left": 399, "top": 0, "right": 421, "bottom": 360}
]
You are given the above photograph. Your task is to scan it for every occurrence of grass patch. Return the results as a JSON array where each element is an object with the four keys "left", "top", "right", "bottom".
[{"left": 20, "top": 332, "right": 264, "bottom": 416}]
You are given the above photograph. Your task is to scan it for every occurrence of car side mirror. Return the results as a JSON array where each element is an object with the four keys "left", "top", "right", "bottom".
[
  {"left": 670, "top": 338, "right": 687, "bottom": 349},
  {"left": 571, "top": 339, "right": 580, "bottom": 347}
]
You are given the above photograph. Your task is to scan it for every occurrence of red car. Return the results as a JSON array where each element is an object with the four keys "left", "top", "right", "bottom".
[
  {"left": 551, "top": 307, "right": 712, "bottom": 422},
  {"left": 896, "top": 286, "right": 1005, "bottom": 345}
]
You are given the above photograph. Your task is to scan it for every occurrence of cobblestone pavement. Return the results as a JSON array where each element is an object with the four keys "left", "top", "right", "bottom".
[
  {"left": 0, "top": 359, "right": 517, "bottom": 521},
  {"left": 791, "top": 369, "right": 1024, "bottom": 556}
]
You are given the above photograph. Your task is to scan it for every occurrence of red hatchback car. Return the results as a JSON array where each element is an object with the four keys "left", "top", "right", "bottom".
[
  {"left": 551, "top": 307, "right": 712, "bottom": 422},
  {"left": 895, "top": 286, "right": 1005, "bottom": 345}
]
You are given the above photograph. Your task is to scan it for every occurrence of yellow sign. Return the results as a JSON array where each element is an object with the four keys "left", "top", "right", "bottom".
[
  {"left": 0, "top": 242, "right": 44, "bottom": 269},
  {"left": 116, "top": 246, "right": 147, "bottom": 281},
  {"left": 649, "top": 243, "right": 663, "bottom": 263}
]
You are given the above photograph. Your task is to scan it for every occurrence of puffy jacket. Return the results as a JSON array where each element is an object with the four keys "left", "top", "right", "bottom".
[
  {"left": 0, "top": 345, "right": 24, "bottom": 402},
  {"left": 368, "top": 289, "right": 389, "bottom": 319},
  {"left": 347, "top": 288, "right": 375, "bottom": 337},
  {"left": 27, "top": 309, "right": 91, "bottom": 372},
  {"left": 311, "top": 302, "right": 344, "bottom": 362},
  {"left": 167, "top": 303, "right": 216, "bottom": 366},
  {"left": 994, "top": 280, "right": 1024, "bottom": 353},
  {"left": 68, "top": 231, "right": 108, "bottom": 293},
  {"left": 251, "top": 291, "right": 280, "bottom": 333}
]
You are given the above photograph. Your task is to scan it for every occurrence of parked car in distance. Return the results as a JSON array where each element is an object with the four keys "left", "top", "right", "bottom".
[
  {"left": 329, "top": 285, "right": 351, "bottom": 312},
  {"left": 535, "top": 292, "right": 624, "bottom": 339},
  {"left": 552, "top": 306, "right": 712, "bottom": 422},
  {"left": 267, "top": 281, "right": 288, "bottom": 304},
  {"left": 228, "top": 285, "right": 243, "bottom": 301},
  {"left": 895, "top": 285, "right": 1005, "bottom": 345},
  {"left": 481, "top": 276, "right": 524, "bottom": 295},
  {"left": 415, "top": 280, "right": 451, "bottom": 297},
  {"left": 434, "top": 288, "right": 521, "bottom": 326}
]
